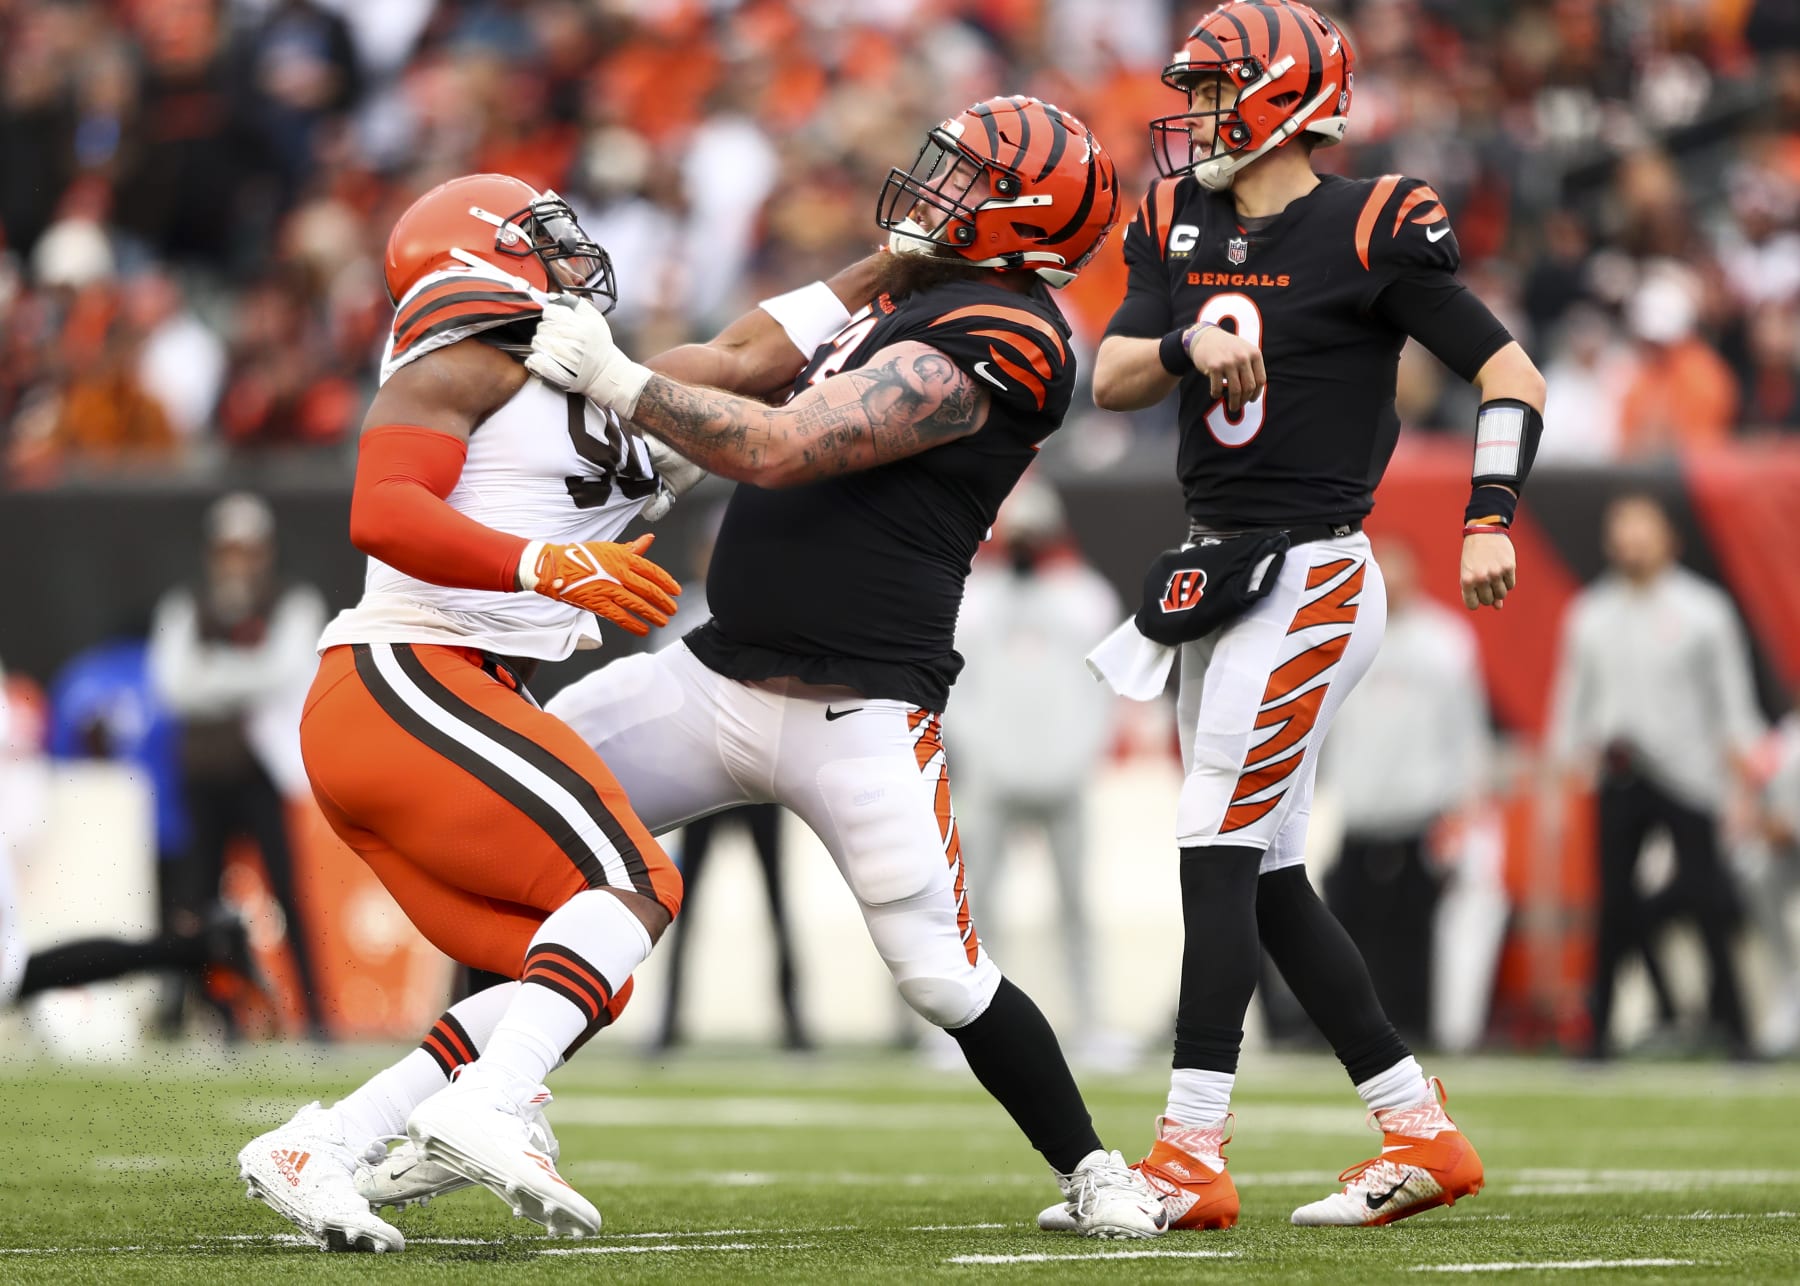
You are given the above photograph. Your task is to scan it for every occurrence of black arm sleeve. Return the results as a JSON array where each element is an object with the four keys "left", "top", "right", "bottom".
[{"left": 1371, "top": 273, "right": 1514, "bottom": 382}]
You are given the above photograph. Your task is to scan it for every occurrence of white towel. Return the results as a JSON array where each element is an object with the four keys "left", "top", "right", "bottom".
[{"left": 1085, "top": 616, "right": 1176, "bottom": 701}]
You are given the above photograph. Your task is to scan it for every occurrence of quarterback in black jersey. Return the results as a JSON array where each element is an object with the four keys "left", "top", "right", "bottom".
[
  {"left": 528, "top": 96, "right": 1170, "bottom": 1238},
  {"left": 1073, "top": 1, "right": 1546, "bottom": 1235}
]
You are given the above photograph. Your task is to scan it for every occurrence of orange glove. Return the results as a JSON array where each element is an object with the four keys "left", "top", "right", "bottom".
[{"left": 518, "top": 534, "right": 680, "bottom": 636}]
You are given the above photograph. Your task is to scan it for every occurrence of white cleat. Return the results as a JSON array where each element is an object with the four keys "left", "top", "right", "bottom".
[
  {"left": 1049, "top": 1149, "right": 1169, "bottom": 1239},
  {"left": 358, "top": 1099, "right": 560, "bottom": 1211},
  {"left": 405, "top": 1069, "right": 599, "bottom": 1238},
  {"left": 237, "top": 1102, "right": 406, "bottom": 1253}
]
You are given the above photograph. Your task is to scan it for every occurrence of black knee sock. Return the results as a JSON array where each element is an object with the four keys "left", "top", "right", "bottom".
[
  {"left": 1257, "top": 866, "right": 1410, "bottom": 1083},
  {"left": 948, "top": 977, "right": 1103, "bottom": 1173},
  {"left": 1173, "top": 845, "right": 1264, "bottom": 1073},
  {"left": 18, "top": 935, "right": 208, "bottom": 999}
]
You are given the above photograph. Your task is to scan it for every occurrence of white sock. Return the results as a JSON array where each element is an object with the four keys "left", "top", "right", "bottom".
[
  {"left": 477, "top": 890, "right": 654, "bottom": 1086},
  {"left": 1354, "top": 1055, "right": 1432, "bottom": 1115},
  {"left": 330, "top": 982, "right": 521, "bottom": 1148},
  {"left": 1166, "top": 1068, "right": 1235, "bottom": 1127}
]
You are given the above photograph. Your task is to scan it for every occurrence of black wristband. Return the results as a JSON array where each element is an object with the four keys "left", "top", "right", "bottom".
[
  {"left": 1464, "top": 484, "right": 1518, "bottom": 527},
  {"left": 1159, "top": 327, "right": 1193, "bottom": 376}
]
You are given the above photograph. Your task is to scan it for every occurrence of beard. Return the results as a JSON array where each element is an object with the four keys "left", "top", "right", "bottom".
[{"left": 869, "top": 248, "right": 1001, "bottom": 303}]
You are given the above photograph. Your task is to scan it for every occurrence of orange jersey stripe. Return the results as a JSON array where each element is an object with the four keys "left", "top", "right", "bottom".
[
  {"left": 971, "top": 327, "right": 1055, "bottom": 380},
  {"left": 1393, "top": 184, "right": 1446, "bottom": 233},
  {"left": 987, "top": 347, "right": 1048, "bottom": 410},
  {"left": 1152, "top": 178, "right": 1178, "bottom": 257},
  {"left": 394, "top": 279, "right": 519, "bottom": 341},
  {"left": 1354, "top": 175, "right": 1403, "bottom": 271},
  {"left": 932, "top": 305, "right": 1068, "bottom": 363}
]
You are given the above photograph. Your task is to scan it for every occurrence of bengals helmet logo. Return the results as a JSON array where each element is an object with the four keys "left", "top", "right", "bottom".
[{"left": 1161, "top": 568, "right": 1207, "bottom": 613}]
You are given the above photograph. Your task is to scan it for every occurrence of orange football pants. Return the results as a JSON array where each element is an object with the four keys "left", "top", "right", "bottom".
[{"left": 301, "top": 643, "right": 681, "bottom": 982}]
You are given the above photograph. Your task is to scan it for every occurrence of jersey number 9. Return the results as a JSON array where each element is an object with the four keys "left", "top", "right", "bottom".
[{"left": 1196, "top": 292, "right": 1264, "bottom": 447}]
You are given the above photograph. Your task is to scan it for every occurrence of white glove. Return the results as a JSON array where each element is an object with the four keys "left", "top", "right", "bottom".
[
  {"left": 526, "top": 295, "right": 655, "bottom": 418},
  {"left": 637, "top": 436, "right": 708, "bottom": 522}
]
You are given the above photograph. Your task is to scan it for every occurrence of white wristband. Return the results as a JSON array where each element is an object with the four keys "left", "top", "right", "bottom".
[
  {"left": 516, "top": 540, "right": 546, "bottom": 592},
  {"left": 757, "top": 280, "right": 854, "bottom": 357}
]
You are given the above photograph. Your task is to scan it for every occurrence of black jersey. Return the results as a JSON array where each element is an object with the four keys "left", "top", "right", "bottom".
[
  {"left": 686, "top": 276, "right": 1076, "bottom": 712},
  {"left": 1105, "top": 172, "right": 1511, "bottom": 528}
]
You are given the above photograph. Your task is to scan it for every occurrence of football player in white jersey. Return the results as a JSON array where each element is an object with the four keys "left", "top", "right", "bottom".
[{"left": 236, "top": 173, "right": 883, "bottom": 1251}]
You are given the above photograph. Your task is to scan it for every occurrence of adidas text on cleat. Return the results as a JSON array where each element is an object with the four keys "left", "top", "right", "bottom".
[
  {"left": 1136, "top": 1115, "right": 1240, "bottom": 1230},
  {"left": 359, "top": 1097, "right": 560, "bottom": 1212},
  {"left": 237, "top": 1102, "right": 405, "bottom": 1253},
  {"left": 1045, "top": 1149, "right": 1169, "bottom": 1239},
  {"left": 1291, "top": 1077, "right": 1485, "bottom": 1227},
  {"left": 405, "top": 1069, "right": 599, "bottom": 1238}
]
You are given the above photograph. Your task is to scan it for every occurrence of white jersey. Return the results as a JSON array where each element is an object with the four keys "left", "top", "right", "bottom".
[{"left": 319, "top": 261, "right": 659, "bottom": 661}]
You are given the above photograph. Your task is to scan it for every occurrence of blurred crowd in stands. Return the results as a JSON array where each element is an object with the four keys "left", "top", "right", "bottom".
[{"left": 7, "top": 0, "right": 1800, "bottom": 481}]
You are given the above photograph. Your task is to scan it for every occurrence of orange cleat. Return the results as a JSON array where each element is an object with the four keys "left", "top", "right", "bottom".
[
  {"left": 1135, "top": 1116, "right": 1240, "bottom": 1231},
  {"left": 1290, "top": 1077, "right": 1484, "bottom": 1227}
]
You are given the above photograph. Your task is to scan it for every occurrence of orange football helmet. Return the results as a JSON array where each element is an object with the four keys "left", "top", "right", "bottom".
[
  {"left": 876, "top": 96, "right": 1120, "bottom": 288},
  {"left": 1153, "top": 1, "right": 1355, "bottom": 190},
  {"left": 383, "top": 173, "right": 617, "bottom": 310}
]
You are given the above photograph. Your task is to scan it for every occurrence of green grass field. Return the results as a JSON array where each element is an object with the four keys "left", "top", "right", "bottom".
[{"left": 0, "top": 1046, "right": 1795, "bottom": 1283}]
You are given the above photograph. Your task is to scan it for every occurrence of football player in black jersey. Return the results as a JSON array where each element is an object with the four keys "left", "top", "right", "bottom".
[
  {"left": 526, "top": 96, "right": 1168, "bottom": 1238},
  {"left": 1076, "top": 1, "right": 1546, "bottom": 1231}
]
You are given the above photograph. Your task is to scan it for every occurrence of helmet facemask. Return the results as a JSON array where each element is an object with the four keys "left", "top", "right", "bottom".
[
  {"left": 470, "top": 191, "right": 619, "bottom": 312},
  {"left": 877, "top": 130, "right": 1043, "bottom": 265}
]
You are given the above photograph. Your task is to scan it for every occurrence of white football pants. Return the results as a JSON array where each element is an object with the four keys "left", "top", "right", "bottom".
[
  {"left": 1176, "top": 532, "right": 1387, "bottom": 871},
  {"left": 546, "top": 643, "right": 1001, "bottom": 1029}
]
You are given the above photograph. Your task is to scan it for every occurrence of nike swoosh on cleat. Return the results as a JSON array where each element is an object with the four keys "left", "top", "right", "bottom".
[
  {"left": 972, "top": 361, "right": 1007, "bottom": 391},
  {"left": 824, "top": 706, "right": 863, "bottom": 721},
  {"left": 1365, "top": 1179, "right": 1410, "bottom": 1210},
  {"left": 1426, "top": 225, "right": 1451, "bottom": 243}
]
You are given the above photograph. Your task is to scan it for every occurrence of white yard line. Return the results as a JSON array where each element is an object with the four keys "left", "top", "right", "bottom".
[
  {"left": 1643, "top": 1211, "right": 1796, "bottom": 1220},
  {"left": 1410, "top": 1261, "right": 1698, "bottom": 1274},
  {"left": 947, "top": 1250, "right": 1240, "bottom": 1264},
  {"left": 539, "top": 1242, "right": 813, "bottom": 1256}
]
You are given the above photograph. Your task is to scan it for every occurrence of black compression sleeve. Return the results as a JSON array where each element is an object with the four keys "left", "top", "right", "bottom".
[{"left": 1372, "top": 274, "right": 1514, "bottom": 381}]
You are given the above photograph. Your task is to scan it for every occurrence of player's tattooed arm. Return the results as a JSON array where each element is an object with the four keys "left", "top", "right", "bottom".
[{"left": 626, "top": 341, "right": 991, "bottom": 487}]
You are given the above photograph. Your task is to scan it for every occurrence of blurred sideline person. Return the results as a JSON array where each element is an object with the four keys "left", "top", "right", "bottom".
[
  {"left": 652, "top": 511, "right": 808, "bottom": 1053},
  {"left": 949, "top": 476, "right": 1128, "bottom": 1066},
  {"left": 1, "top": 661, "right": 260, "bottom": 1019},
  {"left": 1079, "top": 2, "right": 1542, "bottom": 1231},
  {"left": 1738, "top": 695, "right": 1800, "bottom": 1055},
  {"left": 526, "top": 97, "right": 1169, "bottom": 1237},
  {"left": 1546, "top": 493, "right": 1760, "bottom": 1060},
  {"left": 148, "top": 493, "right": 327, "bottom": 1034},
  {"left": 1317, "top": 537, "right": 1492, "bottom": 1048},
  {"left": 236, "top": 172, "right": 887, "bottom": 1251}
]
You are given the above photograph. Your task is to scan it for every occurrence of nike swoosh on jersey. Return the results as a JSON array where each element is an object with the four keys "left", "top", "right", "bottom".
[
  {"left": 971, "top": 361, "right": 1008, "bottom": 391},
  {"left": 824, "top": 706, "right": 864, "bottom": 721},
  {"left": 1426, "top": 225, "right": 1451, "bottom": 243}
]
